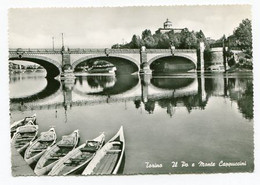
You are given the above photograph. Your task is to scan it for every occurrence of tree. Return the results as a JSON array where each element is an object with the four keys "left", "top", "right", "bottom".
[
  {"left": 179, "top": 29, "right": 198, "bottom": 49},
  {"left": 158, "top": 34, "right": 170, "bottom": 48},
  {"left": 233, "top": 19, "right": 252, "bottom": 50},
  {"left": 142, "top": 29, "right": 152, "bottom": 40},
  {"left": 144, "top": 35, "right": 156, "bottom": 48},
  {"left": 130, "top": 35, "right": 142, "bottom": 48}
]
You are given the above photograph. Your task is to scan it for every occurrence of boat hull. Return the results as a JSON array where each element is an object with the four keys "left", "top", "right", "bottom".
[
  {"left": 24, "top": 128, "right": 56, "bottom": 165},
  {"left": 11, "top": 124, "right": 38, "bottom": 154},
  {"left": 34, "top": 130, "right": 80, "bottom": 175},
  {"left": 82, "top": 126, "right": 125, "bottom": 175},
  {"left": 49, "top": 133, "right": 105, "bottom": 176}
]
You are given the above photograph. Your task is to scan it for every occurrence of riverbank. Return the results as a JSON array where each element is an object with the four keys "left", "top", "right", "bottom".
[
  {"left": 226, "top": 65, "right": 253, "bottom": 73},
  {"left": 11, "top": 144, "right": 35, "bottom": 176}
]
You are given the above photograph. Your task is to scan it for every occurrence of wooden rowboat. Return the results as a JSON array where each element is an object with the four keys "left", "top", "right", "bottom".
[
  {"left": 48, "top": 132, "right": 105, "bottom": 176},
  {"left": 11, "top": 123, "right": 39, "bottom": 154},
  {"left": 24, "top": 128, "right": 57, "bottom": 165},
  {"left": 11, "top": 114, "right": 37, "bottom": 137},
  {"left": 34, "top": 130, "right": 80, "bottom": 175},
  {"left": 82, "top": 126, "right": 125, "bottom": 175}
]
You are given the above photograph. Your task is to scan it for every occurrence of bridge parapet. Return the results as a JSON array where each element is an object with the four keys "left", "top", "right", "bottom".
[
  {"left": 146, "top": 49, "right": 196, "bottom": 53},
  {"left": 69, "top": 48, "right": 140, "bottom": 54},
  {"left": 9, "top": 48, "right": 196, "bottom": 55},
  {"left": 9, "top": 48, "right": 61, "bottom": 55},
  {"left": 9, "top": 47, "right": 198, "bottom": 55}
]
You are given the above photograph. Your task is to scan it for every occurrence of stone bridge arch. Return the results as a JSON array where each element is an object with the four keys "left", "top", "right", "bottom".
[
  {"left": 148, "top": 53, "right": 197, "bottom": 72},
  {"left": 9, "top": 55, "right": 62, "bottom": 78},
  {"left": 71, "top": 54, "right": 140, "bottom": 75}
]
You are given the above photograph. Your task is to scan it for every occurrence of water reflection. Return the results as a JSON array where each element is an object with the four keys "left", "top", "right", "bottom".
[
  {"left": 9, "top": 73, "right": 253, "bottom": 120},
  {"left": 204, "top": 75, "right": 253, "bottom": 120},
  {"left": 74, "top": 75, "right": 139, "bottom": 95},
  {"left": 151, "top": 78, "right": 195, "bottom": 90},
  {"left": 10, "top": 77, "right": 61, "bottom": 104}
]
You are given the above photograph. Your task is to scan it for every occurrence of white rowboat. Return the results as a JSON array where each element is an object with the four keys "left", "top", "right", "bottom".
[
  {"left": 82, "top": 126, "right": 125, "bottom": 175},
  {"left": 11, "top": 123, "right": 39, "bottom": 153},
  {"left": 24, "top": 128, "right": 57, "bottom": 165}
]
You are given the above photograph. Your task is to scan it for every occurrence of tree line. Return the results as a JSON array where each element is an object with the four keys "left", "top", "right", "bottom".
[{"left": 112, "top": 28, "right": 212, "bottom": 51}]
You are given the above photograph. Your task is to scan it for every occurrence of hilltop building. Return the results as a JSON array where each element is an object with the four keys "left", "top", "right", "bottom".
[{"left": 156, "top": 18, "right": 184, "bottom": 34}]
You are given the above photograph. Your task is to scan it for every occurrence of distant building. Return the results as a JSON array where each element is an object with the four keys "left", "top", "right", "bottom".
[{"left": 156, "top": 18, "right": 184, "bottom": 34}]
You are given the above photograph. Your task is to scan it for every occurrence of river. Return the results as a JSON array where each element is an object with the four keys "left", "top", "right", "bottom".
[{"left": 9, "top": 71, "right": 254, "bottom": 175}]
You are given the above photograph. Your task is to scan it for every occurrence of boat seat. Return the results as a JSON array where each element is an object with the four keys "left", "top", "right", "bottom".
[
  {"left": 64, "top": 161, "right": 79, "bottom": 166},
  {"left": 16, "top": 138, "right": 33, "bottom": 141},
  {"left": 31, "top": 149, "right": 44, "bottom": 152},
  {"left": 19, "top": 130, "right": 36, "bottom": 133},
  {"left": 21, "top": 135, "right": 34, "bottom": 138},
  {"left": 49, "top": 156, "right": 60, "bottom": 160},
  {"left": 57, "top": 144, "right": 74, "bottom": 148},
  {"left": 50, "top": 153, "right": 67, "bottom": 157},
  {"left": 63, "top": 158, "right": 84, "bottom": 165},
  {"left": 80, "top": 147, "right": 97, "bottom": 153},
  {"left": 107, "top": 149, "right": 121, "bottom": 153},
  {"left": 69, "top": 158, "right": 85, "bottom": 162},
  {"left": 111, "top": 141, "right": 121, "bottom": 145}
]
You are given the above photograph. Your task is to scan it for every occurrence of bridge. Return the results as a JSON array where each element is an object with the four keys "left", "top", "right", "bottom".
[{"left": 9, "top": 43, "right": 205, "bottom": 78}]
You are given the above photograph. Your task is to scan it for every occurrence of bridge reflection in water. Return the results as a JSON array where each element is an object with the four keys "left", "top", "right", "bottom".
[
  {"left": 10, "top": 73, "right": 202, "bottom": 109},
  {"left": 9, "top": 72, "right": 253, "bottom": 120}
]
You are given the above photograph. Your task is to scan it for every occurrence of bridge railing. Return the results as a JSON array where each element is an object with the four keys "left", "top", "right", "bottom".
[
  {"left": 69, "top": 48, "right": 141, "bottom": 54},
  {"left": 9, "top": 48, "right": 197, "bottom": 54},
  {"left": 9, "top": 48, "right": 61, "bottom": 54},
  {"left": 146, "top": 49, "right": 196, "bottom": 53}
]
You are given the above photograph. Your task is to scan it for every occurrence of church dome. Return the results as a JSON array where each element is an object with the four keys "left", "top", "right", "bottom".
[{"left": 164, "top": 18, "right": 172, "bottom": 29}]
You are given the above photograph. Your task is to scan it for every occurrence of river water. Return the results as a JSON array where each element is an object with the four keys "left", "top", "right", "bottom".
[{"left": 9, "top": 71, "right": 254, "bottom": 175}]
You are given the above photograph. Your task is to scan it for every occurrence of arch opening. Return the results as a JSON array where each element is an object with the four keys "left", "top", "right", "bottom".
[
  {"left": 73, "top": 56, "right": 139, "bottom": 75},
  {"left": 150, "top": 56, "right": 196, "bottom": 73},
  {"left": 9, "top": 56, "right": 61, "bottom": 78}
]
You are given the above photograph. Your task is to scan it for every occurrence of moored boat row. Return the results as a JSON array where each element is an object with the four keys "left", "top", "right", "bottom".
[{"left": 11, "top": 114, "right": 125, "bottom": 176}]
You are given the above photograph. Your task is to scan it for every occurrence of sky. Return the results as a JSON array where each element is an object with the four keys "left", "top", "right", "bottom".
[{"left": 9, "top": 5, "right": 251, "bottom": 49}]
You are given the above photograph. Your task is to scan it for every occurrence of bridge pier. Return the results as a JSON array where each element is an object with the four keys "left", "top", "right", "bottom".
[
  {"left": 61, "top": 47, "right": 76, "bottom": 80},
  {"left": 62, "top": 80, "right": 74, "bottom": 111},
  {"left": 139, "top": 46, "right": 152, "bottom": 74},
  {"left": 198, "top": 73, "right": 207, "bottom": 102},
  {"left": 199, "top": 42, "right": 205, "bottom": 72},
  {"left": 140, "top": 74, "right": 151, "bottom": 103}
]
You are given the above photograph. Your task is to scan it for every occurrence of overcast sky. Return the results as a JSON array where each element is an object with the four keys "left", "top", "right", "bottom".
[{"left": 9, "top": 5, "right": 251, "bottom": 48}]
